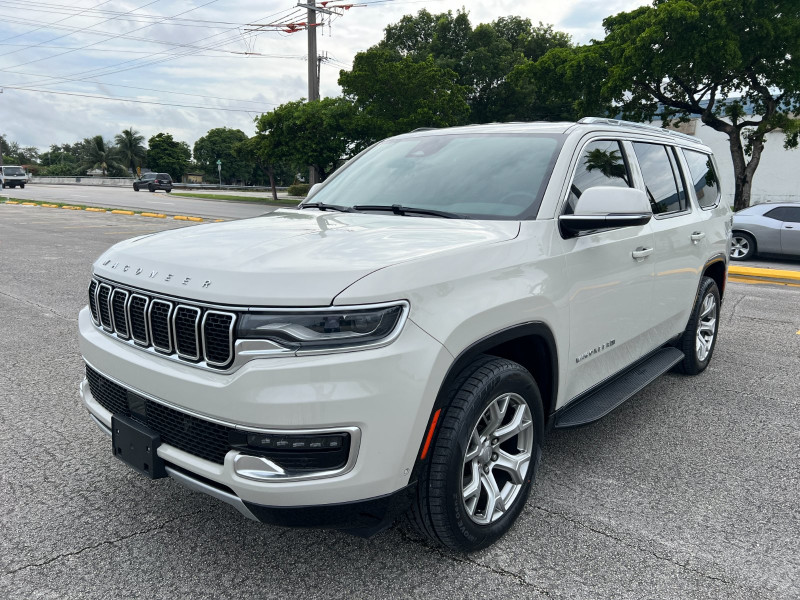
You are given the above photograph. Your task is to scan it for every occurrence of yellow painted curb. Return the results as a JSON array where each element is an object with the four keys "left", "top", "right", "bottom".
[
  {"left": 215, "top": 219, "right": 225, "bottom": 222},
  {"left": 5, "top": 201, "right": 19, "bottom": 204},
  {"left": 186, "top": 216, "right": 203, "bottom": 222},
  {"left": 173, "top": 215, "right": 189, "bottom": 221},
  {"left": 42, "top": 204, "right": 59, "bottom": 208},
  {"left": 111, "top": 209, "right": 135, "bottom": 215},
  {"left": 729, "top": 265, "right": 800, "bottom": 283},
  {"left": 85, "top": 207, "right": 107, "bottom": 212},
  {"left": 141, "top": 212, "right": 166, "bottom": 218},
  {"left": 21, "top": 202, "right": 37, "bottom": 206},
  {"left": 61, "top": 205, "right": 83, "bottom": 210}
]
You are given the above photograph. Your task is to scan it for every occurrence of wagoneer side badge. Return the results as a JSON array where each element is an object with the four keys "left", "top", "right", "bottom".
[{"left": 576, "top": 339, "right": 616, "bottom": 364}]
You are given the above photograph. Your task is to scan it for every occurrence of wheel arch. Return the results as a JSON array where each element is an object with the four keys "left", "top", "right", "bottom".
[
  {"left": 702, "top": 255, "right": 728, "bottom": 301},
  {"left": 412, "top": 322, "right": 559, "bottom": 477}
]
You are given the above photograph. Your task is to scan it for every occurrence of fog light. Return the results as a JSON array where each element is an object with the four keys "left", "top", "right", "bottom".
[{"left": 234, "top": 432, "right": 352, "bottom": 473}]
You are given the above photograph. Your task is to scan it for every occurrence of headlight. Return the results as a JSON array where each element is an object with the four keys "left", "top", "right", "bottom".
[{"left": 237, "top": 301, "right": 409, "bottom": 352}]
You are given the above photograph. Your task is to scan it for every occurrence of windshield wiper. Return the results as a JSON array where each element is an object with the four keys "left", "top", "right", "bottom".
[
  {"left": 299, "top": 202, "right": 357, "bottom": 213},
  {"left": 352, "top": 204, "right": 464, "bottom": 219}
]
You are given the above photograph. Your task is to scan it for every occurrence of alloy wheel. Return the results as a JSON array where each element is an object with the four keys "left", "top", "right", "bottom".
[
  {"left": 730, "top": 236, "right": 750, "bottom": 259},
  {"left": 696, "top": 293, "right": 717, "bottom": 362},
  {"left": 461, "top": 392, "right": 533, "bottom": 525}
]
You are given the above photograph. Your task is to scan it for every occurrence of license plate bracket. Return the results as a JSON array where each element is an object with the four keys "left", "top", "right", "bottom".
[{"left": 111, "top": 414, "right": 167, "bottom": 479}]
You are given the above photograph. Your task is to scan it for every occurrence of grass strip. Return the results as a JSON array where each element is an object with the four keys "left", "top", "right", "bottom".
[{"left": 171, "top": 192, "right": 299, "bottom": 205}]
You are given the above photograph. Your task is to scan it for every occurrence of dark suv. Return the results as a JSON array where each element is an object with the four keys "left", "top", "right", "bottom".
[{"left": 133, "top": 172, "right": 173, "bottom": 193}]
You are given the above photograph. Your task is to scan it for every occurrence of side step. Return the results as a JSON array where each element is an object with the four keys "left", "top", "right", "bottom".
[{"left": 554, "top": 346, "right": 685, "bottom": 429}]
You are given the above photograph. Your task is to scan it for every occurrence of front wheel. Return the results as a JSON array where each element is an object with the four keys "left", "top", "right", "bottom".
[
  {"left": 675, "top": 277, "right": 720, "bottom": 375},
  {"left": 133, "top": 184, "right": 139, "bottom": 192},
  {"left": 409, "top": 356, "right": 544, "bottom": 552},
  {"left": 20, "top": 183, "right": 25, "bottom": 189}
]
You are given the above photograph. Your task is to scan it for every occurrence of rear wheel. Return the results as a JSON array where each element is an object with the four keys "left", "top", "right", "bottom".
[
  {"left": 148, "top": 184, "right": 155, "bottom": 193},
  {"left": 165, "top": 188, "right": 172, "bottom": 193},
  {"left": 730, "top": 232, "right": 755, "bottom": 260},
  {"left": 675, "top": 277, "right": 720, "bottom": 375},
  {"left": 409, "top": 356, "right": 544, "bottom": 552},
  {"left": 133, "top": 184, "right": 140, "bottom": 192}
]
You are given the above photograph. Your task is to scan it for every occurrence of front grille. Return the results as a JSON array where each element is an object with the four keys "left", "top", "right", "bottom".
[
  {"left": 86, "top": 365, "right": 232, "bottom": 464},
  {"left": 88, "top": 280, "right": 99, "bottom": 323},
  {"left": 88, "top": 278, "right": 235, "bottom": 369}
]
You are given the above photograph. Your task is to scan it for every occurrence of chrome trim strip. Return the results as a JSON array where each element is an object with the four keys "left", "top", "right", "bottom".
[
  {"left": 201, "top": 310, "right": 236, "bottom": 367},
  {"left": 110, "top": 288, "right": 130, "bottom": 339},
  {"left": 129, "top": 293, "right": 150, "bottom": 347},
  {"left": 97, "top": 283, "right": 113, "bottom": 331},
  {"left": 90, "top": 413, "right": 112, "bottom": 437},
  {"left": 83, "top": 360, "right": 362, "bottom": 483},
  {"left": 88, "top": 279, "right": 100, "bottom": 325},
  {"left": 164, "top": 466, "right": 259, "bottom": 522},
  {"left": 172, "top": 304, "right": 201, "bottom": 361},
  {"left": 148, "top": 299, "right": 174, "bottom": 354}
]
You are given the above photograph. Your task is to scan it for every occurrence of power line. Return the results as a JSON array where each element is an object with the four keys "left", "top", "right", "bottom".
[{"left": 0, "top": 0, "right": 116, "bottom": 46}]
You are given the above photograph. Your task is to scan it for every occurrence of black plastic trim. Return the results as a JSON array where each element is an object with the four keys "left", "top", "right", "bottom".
[{"left": 243, "top": 482, "right": 417, "bottom": 537}]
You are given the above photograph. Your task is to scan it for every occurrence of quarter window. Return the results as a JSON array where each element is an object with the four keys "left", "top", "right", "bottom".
[
  {"left": 683, "top": 149, "right": 720, "bottom": 209},
  {"left": 632, "top": 142, "right": 687, "bottom": 215},
  {"left": 764, "top": 207, "right": 800, "bottom": 223},
  {"left": 565, "top": 140, "right": 632, "bottom": 214}
]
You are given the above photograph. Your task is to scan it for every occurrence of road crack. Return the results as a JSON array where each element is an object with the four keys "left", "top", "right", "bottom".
[
  {"left": 532, "top": 504, "right": 735, "bottom": 586},
  {"left": 3, "top": 509, "right": 211, "bottom": 576},
  {"left": 0, "top": 290, "right": 77, "bottom": 323}
]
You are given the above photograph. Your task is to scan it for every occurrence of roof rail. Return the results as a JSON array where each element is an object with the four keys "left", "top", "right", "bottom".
[
  {"left": 410, "top": 127, "right": 438, "bottom": 132},
  {"left": 578, "top": 117, "right": 699, "bottom": 143}
]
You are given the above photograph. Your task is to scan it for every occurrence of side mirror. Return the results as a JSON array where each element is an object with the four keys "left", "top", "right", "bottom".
[{"left": 559, "top": 187, "right": 651, "bottom": 238}]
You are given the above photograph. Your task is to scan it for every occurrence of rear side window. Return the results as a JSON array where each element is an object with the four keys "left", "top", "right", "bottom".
[
  {"left": 565, "top": 140, "right": 632, "bottom": 214},
  {"left": 764, "top": 207, "right": 800, "bottom": 223},
  {"left": 632, "top": 142, "right": 687, "bottom": 215},
  {"left": 683, "top": 149, "right": 720, "bottom": 209}
]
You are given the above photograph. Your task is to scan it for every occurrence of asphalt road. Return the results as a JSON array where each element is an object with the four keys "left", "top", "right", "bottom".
[
  {"left": 0, "top": 183, "right": 287, "bottom": 220},
  {"left": 1, "top": 204, "right": 799, "bottom": 599}
]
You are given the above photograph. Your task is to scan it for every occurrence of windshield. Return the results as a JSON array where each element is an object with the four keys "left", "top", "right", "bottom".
[
  {"left": 141, "top": 173, "right": 156, "bottom": 180},
  {"left": 307, "top": 133, "right": 562, "bottom": 219},
  {"left": 3, "top": 167, "right": 25, "bottom": 176}
]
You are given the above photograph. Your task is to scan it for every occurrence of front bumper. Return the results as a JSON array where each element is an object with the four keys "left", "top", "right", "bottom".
[{"left": 78, "top": 307, "right": 452, "bottom": 513}]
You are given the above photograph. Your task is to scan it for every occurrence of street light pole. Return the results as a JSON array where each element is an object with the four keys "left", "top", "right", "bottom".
[{"left": 217, "top": 159, "right": 222, "bottom": 188}]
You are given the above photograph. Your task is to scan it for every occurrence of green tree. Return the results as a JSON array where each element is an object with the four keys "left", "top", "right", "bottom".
[
  {"left": 192, "top": 127, "right": 250, "bottom": 184},
  {"left": 255, "top": 97, "right": 358, "bottom": 182},
  {"left": 146, "top": 133, "right": 191, "bottom": 180},
  {"left": 114, "top": 128, "right": 146, "bottom": 175},
  {"left": 339, "top": 51, "right": 469, "bottom": 142},
  {"left": 600, "top": 0, "right": 800, "bottom": 210},
  {"left": 81, "top": 135, "right": 124, "bottom": 176}
]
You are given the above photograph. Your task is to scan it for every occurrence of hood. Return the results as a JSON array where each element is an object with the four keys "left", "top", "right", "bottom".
[{"left": 93, "top": 209, "right": 520, "bottom": 306}]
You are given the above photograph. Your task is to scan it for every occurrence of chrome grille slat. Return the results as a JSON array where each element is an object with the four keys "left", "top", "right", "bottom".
[
  {"left": 149, "top": 299, "right": 174, "bottom": 354},
  {"left": 173, "top": 305, "right": 201, "bottom": 361},
  {"left": 111, "top": 289, "right": 130, "bottom": 339},
  {"left": 89, "top": 278, "right": 236, "bottom": 370},
  {"left": 97, "top": 284, "right": 113, "bottom": 331}
]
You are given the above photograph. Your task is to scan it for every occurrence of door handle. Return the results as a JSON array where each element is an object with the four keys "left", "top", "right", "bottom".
[
  {"left": 632, "top": 247, "right": 653, "bottom": 260},
  {"left": 690, "top": 231, "right": 706, "bottom": 243}
]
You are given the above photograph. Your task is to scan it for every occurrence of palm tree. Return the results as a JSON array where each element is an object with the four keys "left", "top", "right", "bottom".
[
  {"left": 82, "top": 135, "right": 125, "bottom": 176},
  {"left": 114, "top": 128, "right": 146, "bottom": 175}
]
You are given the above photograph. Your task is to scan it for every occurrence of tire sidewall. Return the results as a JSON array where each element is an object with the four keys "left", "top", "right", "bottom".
[
  {"left": 437, "top": 366, "right": 544, "bottom": 551},
  {"left": 731, "top": 233, "right": 755, "bottom": 261},
  {"left": 687, "top": 279, "right": 720, "bottom": 372}
]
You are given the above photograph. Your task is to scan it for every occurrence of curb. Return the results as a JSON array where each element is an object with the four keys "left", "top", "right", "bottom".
[
  {"left": 1, "top": 199, "right": 217, "bottom": 223},
  {"left": 728, "top": 265, "right": 800, "bottom": 286}
]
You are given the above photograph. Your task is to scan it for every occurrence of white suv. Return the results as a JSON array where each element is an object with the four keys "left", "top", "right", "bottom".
[{"left": 79, "top": 118, "right": 730, "bottom": 551}]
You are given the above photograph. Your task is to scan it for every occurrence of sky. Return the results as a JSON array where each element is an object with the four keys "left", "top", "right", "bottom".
[{"left": 0, "top": 0, "right": 651, "bottom": 151}]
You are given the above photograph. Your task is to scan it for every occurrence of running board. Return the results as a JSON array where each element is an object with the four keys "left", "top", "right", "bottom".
[{"left": 554, "top": 347, "right": 685, "bottom": 429}]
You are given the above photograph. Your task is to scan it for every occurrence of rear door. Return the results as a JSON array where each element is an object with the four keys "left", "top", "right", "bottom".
[{"left": 630, "top": 141, "right": 705, "bottom": 342}]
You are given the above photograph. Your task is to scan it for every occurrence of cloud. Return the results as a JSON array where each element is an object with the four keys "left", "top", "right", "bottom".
[{"left": 0, "top": 0, "right": 649, "bottom": 151}]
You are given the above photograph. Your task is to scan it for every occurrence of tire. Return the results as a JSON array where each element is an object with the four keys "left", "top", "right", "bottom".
[
  {"left": 20, "top": 183, "right": 25, "bottom": 189},
  {"left": 133, "top": 184, "right": 139, "bottom": 192},
  {"left": 675, "top": 277, "right": 720, "bottom": 375},
  {"left": 409, "top": 355, "right": 544, "bottom": 552},
  {"left": 730, "top": 232, "right": 755, "bottom": 260},
  {"left": 165, "top": 188, "right": 171, "bottom": 193},
  {"left": 148, "top": 184, "right": 155, "bottom": 193}
]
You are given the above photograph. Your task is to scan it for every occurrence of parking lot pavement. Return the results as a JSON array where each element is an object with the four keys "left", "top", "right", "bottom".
[
  {"left": 1, "top": 184, "right": 282, "bottom": 220},
  {"left": 1, "top": 204, "right": 799, "bottom": 599}
]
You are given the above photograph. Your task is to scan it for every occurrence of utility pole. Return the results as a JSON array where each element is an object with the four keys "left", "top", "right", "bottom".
[{"left": 306, "top": 0, "right": 319, "bottom": 184}]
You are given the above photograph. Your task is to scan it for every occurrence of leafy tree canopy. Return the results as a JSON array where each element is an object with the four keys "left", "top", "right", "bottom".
[
  {"left": 599, "top": 0, "right": 800, "bottom": 210},
  {"left": 146, "top": 133, "right": 191, "bottom": 180},
  {"left": 193, "top": 127, "right": 249, "bottom": 184},
  {"left": 255, "top": 97, "right": 358, "bottom": 181},
  {"left": 114, "top": 128, "right": 146, "bottom": 174},
  {"left": 81, "top": 135, "right": 125, "bottom": 177}
]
